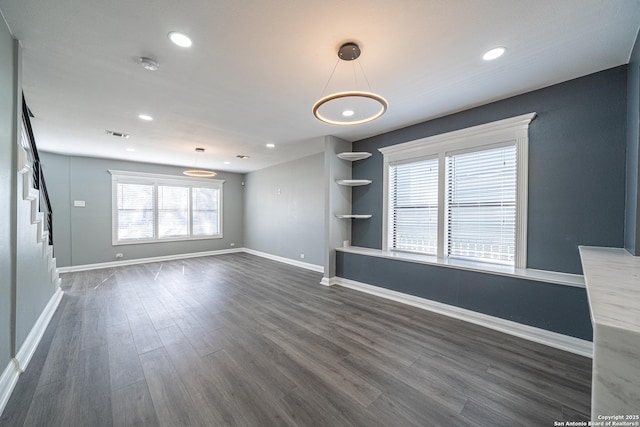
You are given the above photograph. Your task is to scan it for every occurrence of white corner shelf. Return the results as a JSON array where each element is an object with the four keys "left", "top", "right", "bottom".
[
  {"left": 336, "top": 179, "right": 372, "bottom": 186},
  {"left": 337, "top": 152, "right": 372, "bottom": 161},
  {"left": 335, "top": 214, "right": 372, "bottom": 219}
]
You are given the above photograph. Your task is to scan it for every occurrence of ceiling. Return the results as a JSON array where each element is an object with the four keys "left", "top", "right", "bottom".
[{"left": 1, "top": 0, "right": 639, "bottom": 173}]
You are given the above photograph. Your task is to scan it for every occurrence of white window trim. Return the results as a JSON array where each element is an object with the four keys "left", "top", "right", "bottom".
[
  {"left": 380, "top": 112, "right": 536, "bottom": 269},
  {"left": 109, "top": 170, "right": 225, "bottom": 246}
]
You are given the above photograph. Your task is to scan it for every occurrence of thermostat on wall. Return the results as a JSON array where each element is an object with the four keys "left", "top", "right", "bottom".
[{"left": 73, "top": 200, "right": 86, "bottom": 207}]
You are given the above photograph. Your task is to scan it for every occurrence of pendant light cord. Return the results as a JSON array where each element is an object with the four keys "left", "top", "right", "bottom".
[{"left": 319, "top": 58, "right": 341, "bottom": 97}]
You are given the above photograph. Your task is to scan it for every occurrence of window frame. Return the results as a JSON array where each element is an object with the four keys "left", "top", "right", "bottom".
[
  {"left": 109, "top": 170, "right": 225, "bottom": 246},
  {"left": 379, "top": 113, "right": 536, "bottom": 269}
]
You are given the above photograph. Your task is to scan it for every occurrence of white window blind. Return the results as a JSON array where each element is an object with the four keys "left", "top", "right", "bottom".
[
  {"left": 389, "top": 157, "right": 439, "bottom": 254},
  {"left": 117, "top": 183, "right": 155, "bottom": 240},
  {"left": 158, "top": 186, "right": 190, "bottom": 238},
  {"left": 446, "top": 144, "right": 517, "bottom": 264},
  {"left": 192, "top": 187, "right": 219, "bottom": 236}
]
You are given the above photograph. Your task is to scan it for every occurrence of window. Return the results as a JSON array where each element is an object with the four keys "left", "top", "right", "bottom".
[
  {"left": 389, "top": 157, "right": 439, "bottom": 254},
  {"left": 110, "top": 170, "right": 224, "bottom": 245},
  {"left": 381, "top": 113, "right": 535, "bottom": 268}
]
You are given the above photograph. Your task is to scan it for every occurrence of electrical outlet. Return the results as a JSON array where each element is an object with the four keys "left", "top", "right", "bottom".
[
  {"left": 230, "top": 243, "right": 235, "bottom": 247},
  {"left": 115, "top": 253, "right": 123, "bottom": 259},
  {"left": 300, "top": 253, "right": 305, "bottom": 259}
]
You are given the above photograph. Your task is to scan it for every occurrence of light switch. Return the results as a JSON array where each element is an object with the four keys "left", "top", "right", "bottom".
[{"left": 74, "top": 200, "right": 86, "bottom": 207}]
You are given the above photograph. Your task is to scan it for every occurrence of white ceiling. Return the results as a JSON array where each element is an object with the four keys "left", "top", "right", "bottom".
[{"left": 1, "top": 0, "right": 639, "bottom": 173}]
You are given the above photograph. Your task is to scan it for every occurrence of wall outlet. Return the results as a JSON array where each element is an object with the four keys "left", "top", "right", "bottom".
[
  {"left": 115, "top": 253, "right": 123, "bottom": 259},
  {"left": 230, "top": 243, "right": 235, "bottom": 247},
  {"left": 73, "top": 200, "right": 86, "bottom": 207},
  {"left": 300, "top": 253, "right": 305, "bottom": 259}
]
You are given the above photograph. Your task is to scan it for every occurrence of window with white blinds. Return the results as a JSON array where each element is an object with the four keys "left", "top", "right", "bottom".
[
  {"left": 117, "top": 183, "right": 155, "bottom": 241},
  {"left": 446, "top": 144, "right": 516, "bottom": 264},
  {"left": 380, "top": 113, "right": 535, "bottom": 269},
  {"left": 389, "top": 157, "right": 439, "bottom": 254},
  {"left": 111, "top": 171, "right": 223, "bottom": 245}
]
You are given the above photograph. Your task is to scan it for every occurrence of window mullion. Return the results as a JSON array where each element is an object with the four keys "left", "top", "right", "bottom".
[
  {"left": 154, "top": 183, "right": 159, "bottom": 240},
  {"left": 189, "top": 187, "right": 193, "bottom": 237},
  {"left": 437, "top": 152, "right": 446, "bottom": 259}
]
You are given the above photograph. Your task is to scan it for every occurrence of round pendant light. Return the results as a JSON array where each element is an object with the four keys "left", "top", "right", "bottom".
[
  {"left": 313, "top": 42, "right": 388, "bottom": 126},
  {"left": 183, "top": 148, "right": 217, "bottom": 178}
]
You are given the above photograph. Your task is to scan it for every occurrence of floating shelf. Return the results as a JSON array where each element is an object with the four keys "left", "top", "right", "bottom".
[
  {"left": 336, "top": 152, "right": 372, "bottom": 161},
  {"left": 335, "top": 214, "right": 372, "bottom": 219},
  {"left": 336, "top": 179, "right": 372, "bottom": 186}
]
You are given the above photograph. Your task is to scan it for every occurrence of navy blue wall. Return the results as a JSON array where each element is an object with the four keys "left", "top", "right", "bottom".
[
  {"left": 625, "top": 31, "right": 640, "bottom": 255},
  {"left": 336, "top": 252, "right": 592, "bottom": 341},
  {"left": 352, "top": 66, "right": 628, "bottom": 275}
]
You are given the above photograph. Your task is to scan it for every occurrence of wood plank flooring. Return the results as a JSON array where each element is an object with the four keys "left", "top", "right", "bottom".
[{"left": 0, "top": 253, "right": 592, "bottom": 426}]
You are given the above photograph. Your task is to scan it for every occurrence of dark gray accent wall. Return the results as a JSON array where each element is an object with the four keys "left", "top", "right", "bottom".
[
  {"left": 40, "top": 153, "right": 244, "bottom": 267},
  {"left": 336, "top": 252, "right": 592, "bottom": 341},
  {"left": 353, "top": 66, "right": 628, "bottom": 275},
  {"left": 625, "top": 30, "right": 640, "bottom": 255}
]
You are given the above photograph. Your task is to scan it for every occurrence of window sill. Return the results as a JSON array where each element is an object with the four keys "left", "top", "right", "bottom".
[
  {"left": 113, "top": 235, "right": 223, "bottom": 246},
  {"left": 336, "top": 246, "right": 585, "bottom": 288}
]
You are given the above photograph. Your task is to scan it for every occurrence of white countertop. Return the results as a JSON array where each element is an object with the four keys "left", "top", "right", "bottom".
[{"left": 578, "top": 246, "right": 640, "bottom": 332}]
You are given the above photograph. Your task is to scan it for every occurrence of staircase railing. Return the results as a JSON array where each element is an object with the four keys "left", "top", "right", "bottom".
[{"left": 21, "top": 95, "right": 53, "bottom": 247}]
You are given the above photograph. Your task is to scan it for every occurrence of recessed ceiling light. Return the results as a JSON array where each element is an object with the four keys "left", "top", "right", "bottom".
[
  {"left": 266, "top": 143, "right": 275, "bottom": 148},
  {"left": 483, "top": 47, "right": 506, "bottom": 61},
  {"left": 224, "top": 161, "right": 231, "bottom": 165},
  {"left": 168, "top": 32, "right": 192, "bottom": 48},
  {"left": 342, "top": 110, "right": 355, "bottom": 117},
  {"left": 138, "top": 114, "right": 153, "bottom": 121},
  {"left": 125, "top": 147, "right": 136, "bottom": 152},
  {"left": 236, "top": 155, "right": 250, "bottom": 159}
]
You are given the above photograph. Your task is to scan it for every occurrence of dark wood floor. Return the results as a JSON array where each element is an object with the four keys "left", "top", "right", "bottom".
[{"left": 1, "top": 253, "right": 592, "bottom": 426}]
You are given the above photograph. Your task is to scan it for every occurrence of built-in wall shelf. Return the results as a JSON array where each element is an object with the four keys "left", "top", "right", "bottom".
[
  {"left": 336, "top": 179, "right": 372, "bottom": 186},
  {"left": 336, "top": 152, "right": 372, "bottom": 161},
  {"left": 335, "top": 214, "right": 372, "bottom": 219}
]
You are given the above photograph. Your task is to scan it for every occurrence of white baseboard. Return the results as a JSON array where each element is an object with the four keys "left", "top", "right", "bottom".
[
  {"left": 243, "top": 248, "right": 324, "bottom": 273},
  {"left": 0, "top": 287, "right": 63, "bottom": 417},
  {"left": 14, "top": 287, "right": 64, "bottom": 372},
  {"left": 57, "top": 248, "right": 244, "bottom": 273},
  {"left": 331, "top": 276, "right": 593, "bottom": 358},
  {"left": 320, "top": 277, "right": 338, "bottom": 286},
  {"left": 0, "top": 360, "right": 20, "bottom": 417}
]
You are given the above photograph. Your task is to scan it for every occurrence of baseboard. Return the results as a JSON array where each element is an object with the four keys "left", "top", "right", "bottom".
[
  {"left": 14, "top": 287, "right": 64, "bottom": 372},
  {"left": 0, "top": 360, "right": 20, "bottom": 417},
  {"left": 332, "top": 276, "right": 593, "bottom": 358},
  {"left": 320, "top": 277, "right": 338, "bottom": 286},
  {"left": 243, "top": 248, "right": 324, "bottom": 273},
  {"left": 57, "top": 248, "right": 244, "bottom": 273},
  {"left": 0, "top": 287, "right": 63, "bottom": 417}
]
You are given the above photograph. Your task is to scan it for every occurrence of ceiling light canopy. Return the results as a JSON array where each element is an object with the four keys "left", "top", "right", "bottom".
[
  {"left": 313, "top": 42, "right": 388, "bottom": 126},
  {"left": 483, "top": 47, "right": 506, "bottom": 61},
  {"left": 183, "top": 148, "right": 217, "bottom": 177},
  {"left": 169, "top": 32, "right": 192, "bottom": 48},
  {"left": 266, "top": 143, "right": 275, "bottom": 148},
  {"left": 138, "top": 114, "right": 153, "bottom": 121}
]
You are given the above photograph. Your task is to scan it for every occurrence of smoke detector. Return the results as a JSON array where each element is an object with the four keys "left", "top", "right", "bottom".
[{"left": 139, "top": 57, "right": 160, "bottom": 71}]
